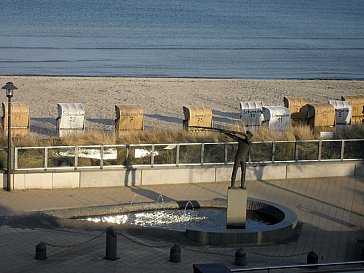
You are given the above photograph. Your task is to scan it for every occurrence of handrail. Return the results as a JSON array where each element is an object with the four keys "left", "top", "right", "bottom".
[
  {"left": 10, "top": 139, "right": 364, "bottom": 171},
  {"left": 231, "top": 260, "right": 364, "bottom": 272},
  {"left": 10, "top": 138, "right": 364, "bottom": 150}
]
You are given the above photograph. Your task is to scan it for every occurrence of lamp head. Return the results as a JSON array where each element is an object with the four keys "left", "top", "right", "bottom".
[{"left": 1, "top": 82, "right": 17, "bottom": 98}]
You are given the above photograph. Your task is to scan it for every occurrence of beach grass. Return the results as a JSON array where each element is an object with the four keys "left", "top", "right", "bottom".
[{"left": 1, "top": 124, "right": 363, "bottom": 147}]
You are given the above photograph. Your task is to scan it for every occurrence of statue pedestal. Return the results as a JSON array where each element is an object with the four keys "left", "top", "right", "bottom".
[{"left": 226, "top": 187, "right": 247, "bottom": 229}]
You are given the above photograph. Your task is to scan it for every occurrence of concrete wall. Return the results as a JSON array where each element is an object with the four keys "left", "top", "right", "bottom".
[
  {"left": 79, "top": 170, "right": 141, "bottom": 188},
  {"left": 286, "top": 162, "right": 357, "bottom": 179},
  {"left": 3, "top": 161, "right": 363, "bottom": 190},
  {"left": 141, "top": 167, "right": 216, "bottom": 185}
]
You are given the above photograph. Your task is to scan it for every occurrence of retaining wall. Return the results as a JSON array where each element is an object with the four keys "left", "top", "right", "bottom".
[{"left": 2, "top": 161, "right": 364, "bottom": 190}]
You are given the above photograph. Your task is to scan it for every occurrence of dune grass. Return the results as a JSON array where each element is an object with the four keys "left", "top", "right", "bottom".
[{"left": 1, "top": 124, "right": 362, "bottom": 147}]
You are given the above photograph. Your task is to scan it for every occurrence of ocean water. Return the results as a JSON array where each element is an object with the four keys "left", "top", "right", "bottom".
[{"left": 1, "top": 0, "right": 364, "bottom": 79}]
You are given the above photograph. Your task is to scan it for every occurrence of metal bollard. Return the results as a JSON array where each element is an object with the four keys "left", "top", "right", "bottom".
[
  {"left": 35, "top": 242, "right": 47, "bottom": 260},
  {"left": 105, "top": 227, "right": 119, "bottom": 261},
  {"left": 307, "top": 251, "right": 318, "bottom": 264},
  {"left": 170, "top": 244, "right": 181, "bottom": 262},
  {"left": 234, "top": 248, "right": 246, "bottom": 266}
]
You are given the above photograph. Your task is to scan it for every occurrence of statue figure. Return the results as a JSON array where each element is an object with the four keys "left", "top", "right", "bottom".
[
  {"left": 188, "top": 126, "right": 253, "bottom": 189},
  {"left": 223, "top": 130, "right": 253, "bottom": 189}
]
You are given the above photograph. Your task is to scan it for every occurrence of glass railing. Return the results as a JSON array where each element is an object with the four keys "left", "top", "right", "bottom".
[{"left": 11, "top": 139, "right": 364, "bottom": 170}]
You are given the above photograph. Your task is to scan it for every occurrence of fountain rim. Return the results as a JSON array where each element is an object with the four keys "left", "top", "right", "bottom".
[
  {"left": 37, "top": 198, "right": 298, "bottom": 246},
  {"left": 0, "top": 198, "right": 298, "bottom": 246},
  {"left": 45, "top": 198, "right": 294, "bottom": 221}
]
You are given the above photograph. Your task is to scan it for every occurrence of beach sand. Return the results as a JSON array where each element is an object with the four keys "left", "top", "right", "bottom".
[{"left": 0, "top": 76, "right": 363, "bottom": 136}]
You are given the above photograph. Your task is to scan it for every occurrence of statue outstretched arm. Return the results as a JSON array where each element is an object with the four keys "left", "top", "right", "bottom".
[{"left": 224, "top": 132, "right": 245, "bottom": 142}]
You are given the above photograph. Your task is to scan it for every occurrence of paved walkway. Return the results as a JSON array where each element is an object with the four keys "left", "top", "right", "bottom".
[{"left": 0, "top": 176, "right": 363, "bottom": 273}]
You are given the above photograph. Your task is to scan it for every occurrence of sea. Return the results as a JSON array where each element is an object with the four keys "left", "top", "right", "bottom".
[{"left": 1, "top": 0, "right": 364, "bottom": 79}]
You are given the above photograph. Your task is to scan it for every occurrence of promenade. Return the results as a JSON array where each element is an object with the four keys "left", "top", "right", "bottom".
[{"left": 0, "top": 176, "right": 363, "bottom": 273}]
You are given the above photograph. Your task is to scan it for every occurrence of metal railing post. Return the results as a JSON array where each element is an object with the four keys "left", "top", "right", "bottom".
[
  {"left": 100, "top": 145, "right": 104, "bottom": 169},
  {"left": 248, "top": 143, "right": 251, "bottom": 163},
  {"left": 201, "top": 143, "right": 204, "bottom": 165},
  {"left": 294, "top": 141, "right": 298, "bottom": 162},
  {"left": 125, "top": 144, "right": 130, "bottom": 167},
  {"left": 224, "top": 142, "right": 228, "bottom": 164},
  {"left": 44, "top": 147, "right": 48, "bottom": 170},
  {"left": 74, "top": 146, "right": 78, "bottom": 170},
  {"left": 176, "top": 144, "right": 180, "bottom": 166},
  {"left": 151, "top": 144, "right": 155, "bottom": 167},
  {"left": 272, "top": 141, "right": 275, "bottom": 163},
  {"left": 341, "top": 140, "right": 345, "bottom": 161},
  {"left": 318, "top": 140, "right": 322, "bottom": 161}
]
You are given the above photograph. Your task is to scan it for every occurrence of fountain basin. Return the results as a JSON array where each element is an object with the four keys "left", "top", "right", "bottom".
[
  {"left": 42, "top": 198, "right": 298, "bottom": 246},
  {"left": 185, "top": 199, "right": 298, "bottom": 246}
]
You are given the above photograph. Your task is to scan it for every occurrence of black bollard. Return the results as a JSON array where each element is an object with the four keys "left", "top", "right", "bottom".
[
  {"left": 105, "top": 227, "right": 119, "bottom": 261},
  {"left": 234, "top": 248, "right": 246, "bottom": 266},
  {"left": 307, "top": 251, "right": 318, "bottom": 265},
  {"left": 35, "top": 242, "right": 47, "bottom": 260},
  {"left": 170, "top": 244, "right": 181, "bottom": 262}
]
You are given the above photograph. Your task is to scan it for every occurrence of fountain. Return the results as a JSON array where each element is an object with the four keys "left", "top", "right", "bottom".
[{"left": 39, "top": 193, "right": 298, "bottom": 247}]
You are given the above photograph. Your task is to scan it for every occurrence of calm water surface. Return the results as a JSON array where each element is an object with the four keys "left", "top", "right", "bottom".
[{"left": 1, "top": 0, "right": 364, "bottom": 79}]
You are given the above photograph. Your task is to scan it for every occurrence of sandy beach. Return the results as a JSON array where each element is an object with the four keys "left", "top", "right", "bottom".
[{"left": 0, "top": 76, "right": 363, "bottom": 136}]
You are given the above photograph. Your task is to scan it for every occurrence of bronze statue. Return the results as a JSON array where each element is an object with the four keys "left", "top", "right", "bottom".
[
  {"left": 223, "top": 130, "right": 253, "bottom": 189},
  {"left": 188, "top": 126, "right": 253, "bottom": 189}
]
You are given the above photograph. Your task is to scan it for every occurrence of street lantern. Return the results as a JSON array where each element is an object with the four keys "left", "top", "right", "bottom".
[
  {"left": 1, "top": 82, "right": 17, "bottom": 191},
  {"left": 2, "top": 82, "right": 17, "bottom": 98}
]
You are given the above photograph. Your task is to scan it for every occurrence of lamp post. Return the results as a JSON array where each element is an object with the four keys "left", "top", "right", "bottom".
[{"left": 1, "top": 82, "right": 17, "bottom": 191}]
